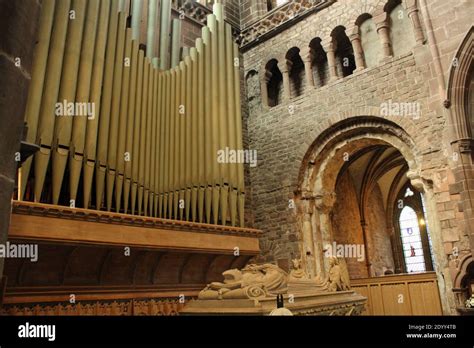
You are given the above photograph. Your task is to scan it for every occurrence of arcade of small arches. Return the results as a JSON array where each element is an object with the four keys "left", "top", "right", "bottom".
[{"left": 255, "top": 0, "right": 424, "bottom": 107}]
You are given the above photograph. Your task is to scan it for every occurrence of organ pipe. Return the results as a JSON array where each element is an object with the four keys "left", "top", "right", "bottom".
[{"left": 21, "top": 1, "right": 246, "bottom": 227}]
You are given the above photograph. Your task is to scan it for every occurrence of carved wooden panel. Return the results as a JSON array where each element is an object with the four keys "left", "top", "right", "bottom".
[{"left": 351, "top": 272, "right": 443, "bottom": 315}]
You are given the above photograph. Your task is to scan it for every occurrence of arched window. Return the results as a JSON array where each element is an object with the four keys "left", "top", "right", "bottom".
[
  {"left": 387, "top": 2, "right": 416, "bottom": 56},
  {"left": 331, "top": 26, "right": 356, "bottom": 77},
  {"left": 358, "top": 15, "right": 381, "bottom": 68},
  {"left": 265, "top": 59, "right": 283, "bottom": 107},
  {"left": 286, "top": 47, "right": 305, "bottom": 98},
  {"left": 399, "top": 206, "right": 425, "bottom": 272},
  {"left": 309, "top": 37, "right": 329, "bottom": 87}
]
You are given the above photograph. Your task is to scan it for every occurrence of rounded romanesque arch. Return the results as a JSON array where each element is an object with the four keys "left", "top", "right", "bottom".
[{"left": 294, "top": 116, "right": 454, "bottom": 314}]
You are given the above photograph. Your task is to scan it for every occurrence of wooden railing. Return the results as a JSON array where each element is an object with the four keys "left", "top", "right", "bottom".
[{"left": 351, "top": 272, "right": 443, "bottom": 315}]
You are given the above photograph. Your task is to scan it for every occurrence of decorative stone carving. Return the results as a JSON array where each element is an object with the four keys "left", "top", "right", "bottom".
[
  {"left": 183, "top": 257, "right": 365, "bottom": 315},
  {"left": 289, "top": 258, "right": 308, "bottom": 281},
  {"left": 198, "top": 263, "right": 288, "bottom": 300},
  {"left": 240, "top": 0, "right": 333, "bottom": 48},
  {"left": 327, "top": 256, "right": 351, "bottom": 292},
  {"left": 198, "top": 256, "right": 351, "bottom": 301}
]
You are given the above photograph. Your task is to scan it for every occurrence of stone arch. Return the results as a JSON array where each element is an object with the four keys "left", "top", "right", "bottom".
[
  {"left": 309, "top": 37, "right": 328, "bottom": 88},
  {"left": 245, "top": 69, "right": 261, "bottom": 114},
  {"left": 385, "top": 0, "right": 417, "bottom": 56},
  {"left": 294, "top": 116, "right": 453, "bottom": 314},
  {"left": 355, "top": 13, "right": 381, "bottom": 68},
  {"left": 330, "top": 26, "right": 356, "bottom": 77},
  {"left": 285, "top": 46, "right": 305, "bottom": 98},
  {"left": 261, "top": 58, "right": 283, "bottom": 107},
  {"left": 446, "top": 26, "right": 474, "bottom": 141}
]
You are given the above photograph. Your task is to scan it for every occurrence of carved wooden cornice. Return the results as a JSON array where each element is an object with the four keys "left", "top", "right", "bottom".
[{"left": 11, "top": 201, "right": 262, "bottom": 239}]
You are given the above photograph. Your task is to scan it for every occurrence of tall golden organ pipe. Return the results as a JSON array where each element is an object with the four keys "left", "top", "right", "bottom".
[
  {"left": 196, "top": 38, "right": 205, "bottom": 224},
  {"left": 83, "top": 0, "right": 111, "bottom": 209},
  {"left": 143, "top": 59, "right": 153, "bottom": 216},
  {"left": 21, "top": 0, "right": 56, "bottom": 200},
  {"left": 131, "top": 50, "right": 145, "bottom": 215},
  {"left": 21, "top": 2, "right": 246, "bottom": 227},
  {"left": 96, "top": 0, "right": 120, "bottom": 210},
  {"left": 106, "top": 12, "right": 126, "bottom": 212},
  {"left": 51, "top": 0, "right": 87, "bottom": 206},
  {"left": 33, "top": 0, "right": 71, "bottom": 202},
  {"left": 207, "top": 13, "right": 220, "bottom": 225},
  {"left": 190, "top": 47, "right": 199, "bottom": 222},
  {"left": 138, "top": 59, "right": 149, "bottom": 215},
  {"left": 115, "top": 28, "right": 132, "bottom": 213},
  {"left": 124, "top": 39, "right": 139, "bottom": 214},
  {"left": 225, "top": 24, "right": 238, "bottom": 227},
  {"left": 69, "top": 0, "right": 100, "bottom": 206}
]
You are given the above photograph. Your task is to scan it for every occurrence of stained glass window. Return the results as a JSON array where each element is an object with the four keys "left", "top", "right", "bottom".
[{"left": 399, "top": 206, "right": 425, "bottom": 273}]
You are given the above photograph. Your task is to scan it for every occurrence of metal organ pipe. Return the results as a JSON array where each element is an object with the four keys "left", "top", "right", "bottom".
[{"left": 21, "top": 1, "right": 246, "bottom": 227}]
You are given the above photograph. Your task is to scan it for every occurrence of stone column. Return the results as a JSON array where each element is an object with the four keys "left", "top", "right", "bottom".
[
  {"left": 278, "top": 59, "right": 291, "bottom": 102},
  {"left": 300, "top": 47, "right": 315, "bottom": 88},
  {"left": 389, "top": 226, "right": 404, "bottom": 273},
  {"left": 322, "top": 40, "right": 339, "bottom": 82},
  {"left": 300, "top": 198, "right": 317, "bottom": 278},
  {"left": 360, "top": 219, "right": 373, "bottom": 277},
  {"left": 349, "top": 32, "right": 366, "bottom": 72},
  {"left": 0, "top": 0, "right": 41, "bottom": 283},
  {"left": 404, "top": 0, "right": 425, "bottom": 45},
  {"left": 314, "top": 191, "right": 337, "bottom": 278},
  {"left": 374, "top": 13, "right": 392, "bottom": 59}
]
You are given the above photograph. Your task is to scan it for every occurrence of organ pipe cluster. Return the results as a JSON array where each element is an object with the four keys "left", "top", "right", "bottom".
[{"left": 20, "top": 0, "right": 245, "bottom": 227}]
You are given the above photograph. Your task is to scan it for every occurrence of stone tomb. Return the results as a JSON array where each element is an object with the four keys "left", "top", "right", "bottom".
[{"left": 182, "top": 257, "right": 367, "bottom": 315}]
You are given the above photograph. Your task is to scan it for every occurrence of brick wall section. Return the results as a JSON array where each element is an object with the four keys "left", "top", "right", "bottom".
[
  {"left": 332, "top": 172, "right": 369, "bottom": 279},
  {"left": 240, "top": 0, "right": 473, "bottom": 313},
  {"left": 223, "top": 0, "right": 241, "bottom": 28},
  {"left": 0, "top": 0, "right": 40, "bottom": 276},
  {"left": 240, "top": 0, "right": 267, "bottom": 28}
]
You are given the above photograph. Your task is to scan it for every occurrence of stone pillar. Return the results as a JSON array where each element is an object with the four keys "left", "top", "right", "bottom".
[
  {"left": 314, "top": 191, "right": 337, "bottom": 278},
  {"left": 322, "top": 40, "right": 339, "bottom": 82},
  {"left": 300, "top": 47, "right": 315, "bottom": 88},
  {"left": 299, "top": 198, "right": 317, "bottom": 278},
  {"left": 360, "top": 219, "right": 373, "bottom": 277},
  {"left": 389, "top": 227, "right": 404, "bottom": 273},
  {"left": 349, "top": 32, "right": 366, "bottom": 72},
  {"left": 374, "top": 13, "right": 392, "bottom": 59},
  {"left": 278, "top": 60, "right": 291, "bottom": 102},
  {"left": 404, "top": 0, "right": 425, "bottom": 45},
  {"left": 0, "top": 0, "right": 41, "bottom": 281}
]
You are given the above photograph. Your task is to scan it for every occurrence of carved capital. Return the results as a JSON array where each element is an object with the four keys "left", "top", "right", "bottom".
[
  {"left": 299, "top": 47, "right": 314, "bottom": 63},
  {"left": 406, "top": 170, "right": 433, "bottom": 192},
  {"left": 349, "top": 32, "right": 361, "bottom": 43},
  {"left": 278, "top": 59, "right": 292, "bottom": 74},
  {"left": 373, "top": 12, "right": 389, "bottom": 27},
  {"left": 453, "top": 138, "right": 474, "bottom": 154},
  {"left": 314, "top": 191, "right": 336, "bottom": 214}
]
